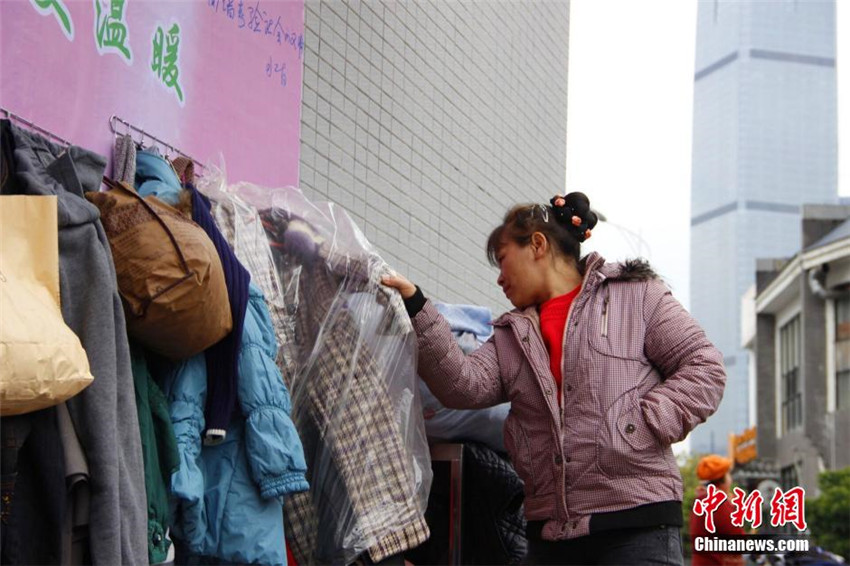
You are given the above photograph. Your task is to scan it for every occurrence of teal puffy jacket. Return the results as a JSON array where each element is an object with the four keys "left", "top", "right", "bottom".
[{"left": 160, "top": 284, "right": 309, "bottom": 565}]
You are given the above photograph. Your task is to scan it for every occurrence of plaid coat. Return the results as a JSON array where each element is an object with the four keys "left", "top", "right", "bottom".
[
  {"left": 211, "top": 193, "right": 429, "bottom": 564},
  {"left": 412, "top": 252, "right": 726, "bottom": 541},
  {"left": 208, "top": 192, "right": 298, "bottom": 373}
]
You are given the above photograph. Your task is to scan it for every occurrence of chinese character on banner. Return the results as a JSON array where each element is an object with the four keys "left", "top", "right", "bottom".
[
  {"left": 247, "top": 1, "right": 264, "bottom": 33},
  {"left": 151, "top": 22, "right": 184, "bottom": 104},
  {"left": 237, "top": 0, "right": 245, "bottom": 28},
  {"left": 730, "top": 486, "right": 764, "bottom": 529},
  {"left": 273, "top": 16, "right": 284, "bottom": 44},
  {"left": 94, "top": 0, "right": 132, "bottom": 61},
  {"left": 692, "top": 483, "right": 728, "bottom": 534},
  {"left": 29, "top": 0, "right": 74, "bottom": 41},
  {"left": 770, "top": 487, "right": 807, "bottom": 531}
]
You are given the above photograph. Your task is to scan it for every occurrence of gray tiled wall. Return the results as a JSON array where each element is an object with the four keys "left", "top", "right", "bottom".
[{"left": 298, "top": 0, "right": 570, "bottom": 311}]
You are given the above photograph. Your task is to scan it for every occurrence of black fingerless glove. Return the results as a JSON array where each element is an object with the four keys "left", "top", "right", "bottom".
[{"left": 403, "top": 285, "right": 427, "bottom": 317}]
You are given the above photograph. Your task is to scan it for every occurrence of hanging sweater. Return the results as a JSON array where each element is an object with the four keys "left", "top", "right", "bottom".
[{"left": 188, "top": 183, "right": 250, "bottom": 443}]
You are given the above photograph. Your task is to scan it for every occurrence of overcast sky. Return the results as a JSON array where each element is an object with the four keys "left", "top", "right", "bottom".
[{"left": 566, "top": 0, "right": 850, "bottom": 312}]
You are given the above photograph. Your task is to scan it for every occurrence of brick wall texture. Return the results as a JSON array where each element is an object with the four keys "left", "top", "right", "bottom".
[{"left": 298, "top": 0, "right": 570, "bottom": 311}]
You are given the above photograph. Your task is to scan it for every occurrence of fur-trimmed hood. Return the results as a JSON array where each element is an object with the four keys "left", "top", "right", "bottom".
[{"left": 590, "top": 255, "right": 660, "bottom": 283}]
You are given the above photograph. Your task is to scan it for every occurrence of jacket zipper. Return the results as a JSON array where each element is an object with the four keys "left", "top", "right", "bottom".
[
  {"left": 501, "top": 255, "right": 606, "bottom": 531},
  {"left": 554, "top": 263, "right": 598, "bottom": 528},
  {"left": 601, "top": 294, "right": 610, "bottom": 337}
]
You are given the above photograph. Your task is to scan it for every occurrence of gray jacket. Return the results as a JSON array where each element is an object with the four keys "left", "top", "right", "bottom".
[{"left": 2, "top": 120, "right": 148, "bottom": 564}]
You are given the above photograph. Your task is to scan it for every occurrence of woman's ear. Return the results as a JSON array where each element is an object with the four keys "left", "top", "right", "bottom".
[{"left": 531, "top": 232, "right": 548, "bottom": 258}]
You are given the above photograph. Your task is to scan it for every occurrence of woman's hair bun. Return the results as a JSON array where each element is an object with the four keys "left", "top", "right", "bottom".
[{"left": 549, "top": 191, "right": 598, "bottom": 242}]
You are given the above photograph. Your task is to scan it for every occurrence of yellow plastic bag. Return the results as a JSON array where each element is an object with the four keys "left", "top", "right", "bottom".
[{"left": 0, "top": 195, "right": 94, "bottom": 416}]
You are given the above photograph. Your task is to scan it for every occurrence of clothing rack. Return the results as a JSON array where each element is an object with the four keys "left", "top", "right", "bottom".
[
  {"left": 0, "top": 108, "right": 205, "bottom": 173},
  {"left": 110, "top": 115, "right": 205, "bottom": 170},
  {"left": 1, "top": 106, "right": 73, "bottom": 147}
]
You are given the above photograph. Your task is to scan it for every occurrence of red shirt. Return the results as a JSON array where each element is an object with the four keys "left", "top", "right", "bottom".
[{"left": 539, "top": 285, "right": 581, "bottom": 401}]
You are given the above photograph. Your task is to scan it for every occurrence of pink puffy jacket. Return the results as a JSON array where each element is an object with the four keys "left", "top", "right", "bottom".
[{"left": 412, "top": 252, "right": 725, "bottom": 540}]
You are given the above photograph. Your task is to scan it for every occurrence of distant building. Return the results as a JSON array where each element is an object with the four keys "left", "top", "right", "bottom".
[
  {"left": 690, "top": 1, "right": 838, "bottom": 454},
  {"left": 741, "top": 204, "right": 850, "bottom": 496}
]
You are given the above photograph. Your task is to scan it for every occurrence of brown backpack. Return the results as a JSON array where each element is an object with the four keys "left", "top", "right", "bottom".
[{"left": 86, "top": 178, "right": 232, "bottom": 359}]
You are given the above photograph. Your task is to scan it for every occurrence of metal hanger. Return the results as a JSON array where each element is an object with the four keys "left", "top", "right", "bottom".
[
  {"left": 109, "top": 115, "right": 203, "bottom": 170},
  {"left": 1, "top": 106, "right": 73, "bottom": 147}
]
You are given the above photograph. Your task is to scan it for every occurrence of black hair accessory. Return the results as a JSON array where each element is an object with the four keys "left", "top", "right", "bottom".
[{"left": 549, "top": 192, "right": 598, "bottom": 243}]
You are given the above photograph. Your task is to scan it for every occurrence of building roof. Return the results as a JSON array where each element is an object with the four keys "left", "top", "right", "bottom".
[
  {"left": 808, "top": 217, "right": 850, "bottom": 250},
  {"left": 757, "top": 214, "right": 850, "bottom": 313},
  {"left": 732, "top": 458, "right": 780, "bottom": 481}
]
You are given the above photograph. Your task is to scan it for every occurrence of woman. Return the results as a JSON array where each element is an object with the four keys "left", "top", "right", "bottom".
[
  {"left": 690, "top": 455, "right": 746, "bottom": 566},
  {"left": 382, "top": 192, "right": 726, "bottom": 565}
]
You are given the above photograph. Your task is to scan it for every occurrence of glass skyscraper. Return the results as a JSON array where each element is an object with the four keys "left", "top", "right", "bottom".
[{"left": 690, "top": 1, "right": 837, "bottom": 455}]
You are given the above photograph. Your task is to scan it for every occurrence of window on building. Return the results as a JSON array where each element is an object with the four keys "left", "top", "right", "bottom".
[
  {"left": 778, "top": 463, "right": 802, "bottom": 534},
  {"left": 780, "top": 316, "right": 802, "bottom": 433},
  {"left": 835, "top": 297, "right": 850, "bottom": 411},
  {"left": 780, "top": 463, "right": 799, "bottom": 491}
]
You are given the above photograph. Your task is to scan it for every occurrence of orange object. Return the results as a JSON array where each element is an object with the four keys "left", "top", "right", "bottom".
[{"left": 697, "top": 455, "right": 732, "bottom": 481}]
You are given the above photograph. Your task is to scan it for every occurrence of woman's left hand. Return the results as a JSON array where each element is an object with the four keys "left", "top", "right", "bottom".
[{"left": 381, "top": 271, "right": 417, "bottom": 299}]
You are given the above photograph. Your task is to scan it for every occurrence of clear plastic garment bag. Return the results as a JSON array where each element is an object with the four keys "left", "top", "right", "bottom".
[{"left": 197, "top": 166, "right": 432, "bottom": 565}]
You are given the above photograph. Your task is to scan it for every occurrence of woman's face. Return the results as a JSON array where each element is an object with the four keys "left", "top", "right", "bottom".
[{"left": 495, "top": 237, "right": 542, "bottom": 308}]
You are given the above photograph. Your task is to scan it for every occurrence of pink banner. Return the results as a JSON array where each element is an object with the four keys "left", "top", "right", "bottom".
[{"left": 0, "top": 0, "right": 304, "bottom": 187}]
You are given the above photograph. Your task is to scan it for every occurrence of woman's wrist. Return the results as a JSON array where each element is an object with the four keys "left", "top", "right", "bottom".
[{"left": 403, "top": 286, "right": 426, "bottom": 317}]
